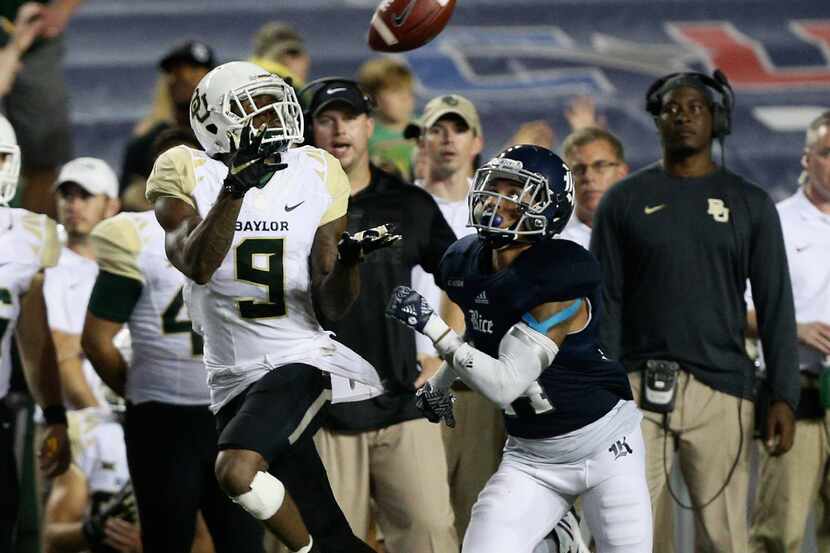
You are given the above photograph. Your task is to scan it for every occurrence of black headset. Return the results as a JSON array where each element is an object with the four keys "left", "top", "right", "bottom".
[
  {"left": 297, "top": 77, "right": 376, "bottom": 146},
  {"left": 644, "top": 69, "right": 735, "bottom": 139}
]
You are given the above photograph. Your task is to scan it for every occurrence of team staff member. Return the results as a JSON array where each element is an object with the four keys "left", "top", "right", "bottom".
[
  {"left": 301, "top": 78, "right": 459, "bottom": 553},
  {"left": 590, "top": 70, "right": 799, "bottom": 553},
  {"left": 749, "top": 111, "right": 830, "bottom": 553},
  {"left": 559, "top": 127, "right": 628, "bottom": 249}
]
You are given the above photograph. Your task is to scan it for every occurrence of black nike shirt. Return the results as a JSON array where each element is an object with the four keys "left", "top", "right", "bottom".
[
  {"left": 322, "top": 165, "right": 457, "bottom": 432},
  {"left": 590, "top": 162, "right": 799, "bottom": 410}
]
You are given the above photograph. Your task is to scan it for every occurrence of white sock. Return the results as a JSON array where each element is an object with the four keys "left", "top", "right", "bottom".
[{"left": 293, "top": 535, "right": 314, "bottom": 553}]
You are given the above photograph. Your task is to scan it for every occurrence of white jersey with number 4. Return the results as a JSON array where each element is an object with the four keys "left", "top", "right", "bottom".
[
  {"left": 146, "top": 145, "right": 382, "bottom": 412},
  {"left": 90, "top": 210, "right": 210, "bottom": 406},
  {"left": 0, "top": 207, "right": 60, "bottom": 400}
]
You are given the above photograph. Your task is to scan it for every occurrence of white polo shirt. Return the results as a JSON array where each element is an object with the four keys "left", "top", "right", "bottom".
[
  {"left": 777, "top": 187, "right": 830, "bottom": 373},
  {"left": 559, "top": 214, "right": 591, "bottom": 250}
]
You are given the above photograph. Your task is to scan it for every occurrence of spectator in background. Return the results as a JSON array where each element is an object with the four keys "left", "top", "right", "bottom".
[
  {"left": 749, "top": 111, "right": 830, "bottom": 553},
  {"left": 44, "top": 157, "right": 119, "bottom": 411},
  {"left": 0, "top": 3, "right": 43, "bottom": 97},
  {"left": 358, "top": 57, "right": 416, "bottom": 180},
  {"left": 404, "top": 94, "right": 500, "bottom": 543},
  {"left": 590, "top": 70, "right": 799, "bottom": 553},
  {"left": 120, "top": 40, "right": 215, "bottom": 211},
  {"left": 303, "top": 77, "right": 459, "bottom": 553},
  {"left": 250, "top": 22, "right": 309, "bottom": 88},
  {"left": 560, "top": 127, "right": 628, "bottom": 249},
  {"left": 2, "top": 0, "right": 85, "bottom": 217}
]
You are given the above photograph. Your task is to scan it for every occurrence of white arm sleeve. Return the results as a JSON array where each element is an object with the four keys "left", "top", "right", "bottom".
[
  {"left": 427, "top": 361, "right": 458, "bottom": 393},
  {"left": 445, "top": 322, "right": 559, "bottom": 408}
]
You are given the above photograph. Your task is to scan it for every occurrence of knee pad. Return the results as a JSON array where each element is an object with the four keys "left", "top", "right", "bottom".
[{"left": 231, "top": 471, "right": 285, "bottom": 520}]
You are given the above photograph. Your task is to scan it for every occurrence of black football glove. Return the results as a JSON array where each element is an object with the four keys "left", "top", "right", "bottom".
[
  {"left": 385, "top": 285, "right": 434, "bottom": 334},
  {"left": 223, "top": 122, "right": 288, "bottom": 198},
  {"left": 82, "top": 481, "right": 138, "bottom": 553},
  {"left": 415, "top": 382, "right": 456, "bottom": 427},
  {"left": 337, "top": 223, "right": 402, "bottom": 264}
]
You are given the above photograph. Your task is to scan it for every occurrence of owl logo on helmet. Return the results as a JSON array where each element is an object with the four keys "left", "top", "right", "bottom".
[
  {"left": 468, "top": 144, "right": 574, "bottom": 246},
  {"left": 189, "top": 61, "right": 304, "bottom": 157},
  {"left": 0, "top": 114, "right": 21, "bottom": 206}
]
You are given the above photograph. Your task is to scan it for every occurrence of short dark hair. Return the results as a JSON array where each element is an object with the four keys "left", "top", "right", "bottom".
[
  {"left": 152, "top": 127, "right": 201, "bottom": 160},
  {"left": 561, "top": 127, "right": 625, "bottom": 162}
]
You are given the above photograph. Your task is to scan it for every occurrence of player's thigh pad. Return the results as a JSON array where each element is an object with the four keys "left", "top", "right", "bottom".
[
  {"left": 581, "top": 427, "right": 652, "bottom": 552},
  {"left": 216, "top": 364, "right": 331, "bottom": 462},
  {"left": 463, "top": 457, "right": 571, "bottom": 553}
]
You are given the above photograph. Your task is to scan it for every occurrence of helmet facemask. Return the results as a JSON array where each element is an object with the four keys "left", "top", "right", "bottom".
[
  {"left": 468, "top": 157, "right": 552, "bottom": 245},
  {"left": 0, "top": 144, "right": 21, "bottom": 206},
  {"left": 222, "top": 76, "right": 304, "bottom": 154}
]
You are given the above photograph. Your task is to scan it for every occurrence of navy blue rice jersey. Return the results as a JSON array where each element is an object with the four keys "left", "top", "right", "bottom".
[{"left": 438, "top": 235, "right": 633, "bottom": 439}]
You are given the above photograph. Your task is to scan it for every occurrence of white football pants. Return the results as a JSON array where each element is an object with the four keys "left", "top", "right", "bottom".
[{"left": 463, "top": 426, "right": 652, "bottom": 553}]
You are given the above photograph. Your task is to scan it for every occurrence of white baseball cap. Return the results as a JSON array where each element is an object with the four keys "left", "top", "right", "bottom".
[{"left": 54, "top": 157, "right": 119, "bottom": 199}]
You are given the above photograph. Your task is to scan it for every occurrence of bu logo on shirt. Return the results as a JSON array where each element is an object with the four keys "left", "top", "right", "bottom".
[
  {"left": 609, "top": 437, "right": 633, "bottom": 460},
  {"left": 707, "top": 198, "right": 730, "bottom": 223}
]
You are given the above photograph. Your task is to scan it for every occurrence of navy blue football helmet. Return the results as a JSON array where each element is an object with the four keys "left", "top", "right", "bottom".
[{"left": 468, "top": 144, "right": 574, "bottom": 245}]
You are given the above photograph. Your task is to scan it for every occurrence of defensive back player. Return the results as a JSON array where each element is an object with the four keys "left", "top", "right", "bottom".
[
  {"left": 0, "top": 113, "right": 71, "bottom": 550},
  {"left": 147, "top": 61, "right": 392, "bottom": 553},
  {"left": 387, "top": 145, "right": 652, "bottom": 553}
]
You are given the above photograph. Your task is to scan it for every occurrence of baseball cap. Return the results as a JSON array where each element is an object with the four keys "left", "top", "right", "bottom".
[
  {"left": 159, "top": 40, "right": 217, "bottom": 72},
  {"left": 305, "top": 79, "right": 372, "bottom": 117},
  {"left": 404, "top": 94, "right": 482, "bottom": 139},
  {"left": 253, "top": 22, "right": 307, "bottom": 60},
  {"left": 54, "top": 157, "right": 119, "bottom": 199}
]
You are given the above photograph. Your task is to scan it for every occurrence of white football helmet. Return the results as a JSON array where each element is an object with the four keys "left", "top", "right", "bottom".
[
  {"left": 189, "top": 61, "right": 304, "bottom": 157},
  {"left": 0, "top": 114, "right": 21, "bottom": 206}
]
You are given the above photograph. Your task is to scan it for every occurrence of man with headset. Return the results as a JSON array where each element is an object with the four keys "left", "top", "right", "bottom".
[{"left": 590, "top": 69, "right": 799, "bottom": 552}]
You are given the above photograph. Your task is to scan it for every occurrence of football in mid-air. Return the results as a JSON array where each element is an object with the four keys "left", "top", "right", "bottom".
[{"left": 368, "top": 0, "right": 457, "bottom": 53}]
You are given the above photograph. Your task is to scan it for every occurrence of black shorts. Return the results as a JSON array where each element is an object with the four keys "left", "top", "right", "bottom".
[{"left": 216, "top": 363, "right": 331, "bottom": 463}]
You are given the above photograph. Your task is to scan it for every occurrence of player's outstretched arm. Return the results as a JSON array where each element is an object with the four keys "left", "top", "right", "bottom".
[
  {"left": 311, "top": 215, "right": 358, "bottom": 321},
  {"left": 387, "top": 286, "right": 587, "bottom": 408},
  {"left": 312, "top": 220, "right": 402, "bottom": 321}
]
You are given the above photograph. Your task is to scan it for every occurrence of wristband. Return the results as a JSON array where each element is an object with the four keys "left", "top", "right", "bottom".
[
  {"left": 423, "top": 314, "right": 463, "bottom": 359},
  {"left": 43, "top": 404, "right": 67, "bottom": 425}
]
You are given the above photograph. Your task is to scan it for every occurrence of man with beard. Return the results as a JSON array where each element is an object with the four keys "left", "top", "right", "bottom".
[{"left": 590, "top": 70, "right": 799, "bottom": 553}]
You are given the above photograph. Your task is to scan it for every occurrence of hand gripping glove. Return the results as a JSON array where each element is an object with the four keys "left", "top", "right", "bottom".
[
  {"left": 223, "top": 122, "right": 288, "bottom": 198},
  {"left": 337, "top": 223, "right": 402, "bottom": 264}
]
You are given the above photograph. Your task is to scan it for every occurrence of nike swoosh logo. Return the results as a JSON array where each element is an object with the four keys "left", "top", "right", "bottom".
[
  {"left": 327, "top": 87, "right": 347, "bottom": 94},
  {"left": 393, "top": 0, "right": 417, "bottom": 27},
  {"left": 285, "top": 201, "right": 305, "bottom": 212},
  {"left": 644, "top": 204, "right": 667, "bottom": 215},
  {"left": 795, "top": 244, "right": 811, "bottom": 253}
]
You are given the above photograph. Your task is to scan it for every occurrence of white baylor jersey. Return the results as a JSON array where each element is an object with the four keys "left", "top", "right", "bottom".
[
  {"left": 90, "top": 210, "right": 210, "bottom": 405},
  {"left": 0, "top": 207, "right": 60, "bottom": 399},
  {"left": 146, "top": 145, "right": 383, "bottom": 412}
]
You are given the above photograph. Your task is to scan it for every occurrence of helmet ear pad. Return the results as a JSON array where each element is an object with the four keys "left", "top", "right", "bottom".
[{"left": 644, "top": 70, "right": 734, "bottom": 139}]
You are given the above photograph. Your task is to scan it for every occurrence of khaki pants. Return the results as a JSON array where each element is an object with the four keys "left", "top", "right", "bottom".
[
  {"left": 750, "top": 415, "right": 830, "bottom": 553},
  {"left": 313, "top": 418, "right": 459, "bottom": 553},
  {"left": 441, "top": 389, "right": 505, "bottom": 541},
  {"left": 629, "top": 370, "right": 754, "bottom": 553}
]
